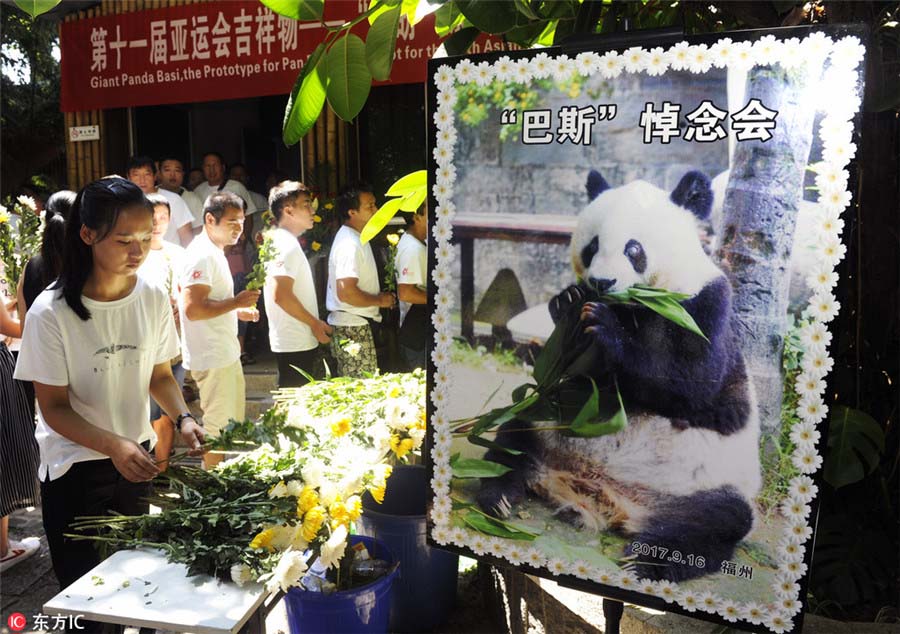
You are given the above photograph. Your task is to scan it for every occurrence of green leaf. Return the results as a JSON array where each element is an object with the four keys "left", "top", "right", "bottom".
[
  {"left": 632, "top": 295, "right": 708, "bottom": 342},
  {"left": 398, "top": 187, "right": 427, "bottom": 212},
  {"left": 360, "top": 197, "right": 403, "bottom": 244},
  {"left": 400, "top": 0, "right": 421, "bottom": 25},
  {"left": 260, "top": 0, "right": 323, "bottom": 21},
  {"left": 366, "top": 4, "right": 401, "bottom": 81},
  {"left": 824, "top": 406, "right": 886, "bottom": 489},
  {"left": 385, "top": 170, "right": 427, "bottom": 197},
  {"left": 282, "top": 44, "right": 327, "bottom": 146},
  {"left": 12, "top": 0, "right": 60, "bottom": 18},
  {"left": 467, "top": 434, "right": 524, "bottom": 456},
  {"left": 443, "top": 26, "right": 480, "bottom": 56},
  {"left": 435, "top": 2, "right": 465, "bottom": 36},
  {"left": 455, "top": 0, "right": 523, "bottom": 33},
  {"left": 325, "top": 34, "right": 372, "bottom": 122},
  {"left": 463, "top": 512, "right": 535, "bottom": 540},
  {"left": 567, "top": 380, "right": 627, "bottom": 438},
  {"left": 533, "top": 534, "right": 620, "bottom": 571},
  {"left": 367, "top": 0, "right": 402, "bottom": 25},
  {"left": 450, "top": 456, "right": 513, "bottom": 479},
  {"left": 505, "top": 21, "right": 549, "bottom": 46}
]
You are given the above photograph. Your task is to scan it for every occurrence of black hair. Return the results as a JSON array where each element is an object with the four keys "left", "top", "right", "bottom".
[
  {"left": 404, "top": 202, "right": 426, "bottom": 227},
  {"left": 201, "top": 152, "right": 226, "bottom": 168},
  {"left": 126, "top": 155, "right": 156, "bottom": 174},
  {"left": 158, "top": 156, "right": 185, "bottom": 168},
  {"left": 203, "top": 190, "right": 245, "bottom": 223},
  {"left": 146, "top": 192, "right": 171, "bottom": 215},
  {"left": 54, "top": 177, "right": 151, "bottom": 320},
  {"left": 268, "top": 180, "right": 309, "bottom": 222},
  {"left": 230, "top": 162, "right": 246, "bottom": 172},
  {"left": 38, "top": 191, "right": 75, "bottom": 287},
  {"left": 335, "top": 182, "right": 373, "bottom": 223}
]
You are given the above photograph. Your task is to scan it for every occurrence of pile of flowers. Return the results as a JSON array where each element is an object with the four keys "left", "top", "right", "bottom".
[
  {"left": 0, "top": 195, "right": 44, "bottom": 294},
  {"left": 71, "top": 371, "right": 426, "bottom": 594}
]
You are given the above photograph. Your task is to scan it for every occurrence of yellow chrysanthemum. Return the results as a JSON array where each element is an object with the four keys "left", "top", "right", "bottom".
[
  {"left": 0, "top": 208, "right": 9, "bottom": 224},
  {"left": 386, "top": 233, "right": 400, "bottom": 246},
  {"left": 329, "top": 499, "right": 350, "bottom": 529},
  {"left": 324, "top": 202, "right": 333, "bottom": 210},
  {"left": 331, "top": 417, "right": 351, "bottom": 437},
  {"left": 296, "top": 486, "right": 319, "bottom": 517},
  {"left": 301, "top": 505, "right": 326, "bottom": 542},
  {"left": 312, "top": 241, "right": 322, "bottom": 252},
  {"left": 313, "top": 215, "right": 322, "bottom": 223},
  {"left": 389, "top": 386, "right": 400, "bottom": 398},
  {"left": 346, "top": 495, "right": 363, "bottom": 521},
  {"left": 370, "top": 484, "right": 386, "bottom": 504},
  {"left": 390, "top": 435, "right": 415, "bottom": 459},
  {"left": 249, "top": 528, "right": 275, "bottom": 550}
]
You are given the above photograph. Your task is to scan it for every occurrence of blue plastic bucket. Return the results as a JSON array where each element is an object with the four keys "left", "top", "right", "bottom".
[
  {"left": 357, "top": 465, "right": 459, "bottom": 632},
  {"left": 284, "top": 535, "right": 399, "bottom": 634}
]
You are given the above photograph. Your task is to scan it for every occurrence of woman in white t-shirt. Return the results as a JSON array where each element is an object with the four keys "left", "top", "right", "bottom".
[{"left": 14, "top": 177, "right": 205, "bottom": 611}]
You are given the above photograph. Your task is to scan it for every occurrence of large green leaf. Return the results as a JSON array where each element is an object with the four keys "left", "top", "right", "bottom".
[
  {"left": 434, "top": 2, "right": 465, "bottom": 36},
  {"left": 282, "top": 44, "right": 327, "bottom": 146},
  {"left": 325, "top": 34, "right": 372, "bottom": 122},
  {"left": 260, "top": 0, "right": 323, "bottom": 21},
  {"left": 443, "top": 26, "right": 480, "bottom": 56},
  {"left": 12, "top": 0, "right": 60, "bottom": 18},
  {"left": 450, "top": 456, "right": 512, "bottom": 479},
  {"left": 824, "top": 406, "right": 886, "bottom": 489},
  {"left": 366, "top": 4, "right": 401, "bottom": 81},
  {"left": 367, "top": 0, "right": 402, "bottom": 25},
  {"left": 455, "top": 0, "right": 524, "bottom": 34},
  {"left": 463, "top": 512, "right": 536, "bottom": 540},
  {"left": 398, "top": 187, "right": 427, "bottom": 212},
  {"left": 567, "top": 380, "right": 628, "bottom": 438},
  {"left": 632, "top": 295, "right": 708, "bottom": 343},
  {"left": 385, "top": 169, "right": 427, "bottom": 196},
  {"left": 467, "top": 434, "right": 523, "bottom": 456},
  {"left": 360, "top": 196, "right": 403, "bottom": 244}
]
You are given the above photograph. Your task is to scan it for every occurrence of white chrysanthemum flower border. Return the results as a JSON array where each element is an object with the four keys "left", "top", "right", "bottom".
[{"left": 429, "top": 32, "right": 864, "bottom": 633}]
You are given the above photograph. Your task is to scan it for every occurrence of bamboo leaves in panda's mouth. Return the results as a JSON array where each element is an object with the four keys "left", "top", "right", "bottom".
[{"left": 604, "top": 284, "right": 709, "bottom": 343}]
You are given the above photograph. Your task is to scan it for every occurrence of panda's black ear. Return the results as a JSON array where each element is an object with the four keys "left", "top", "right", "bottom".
[
  {"left": 586, "top": 170, "right": 610, "bottom": 202},
  {"left": 670, "top": 171, "right": 713, "bottom": 220}
]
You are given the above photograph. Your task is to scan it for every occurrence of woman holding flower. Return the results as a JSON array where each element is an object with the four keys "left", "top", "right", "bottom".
[{"left": 13, "top": 178, "right": 205, "bottom": 626}]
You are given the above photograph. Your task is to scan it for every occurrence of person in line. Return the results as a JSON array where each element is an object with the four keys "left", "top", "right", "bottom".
[
  {"left": 192, "top": 152, "right": 257, "bottom": 217},
  {"left": 264, "top": 181, "right": 332, "bottom": 388},
  {"left": 125, "top": 156, "right": 194, "bottom": 247},
  {"left": 187, "top": 167, "right": 204, "bottom": 191},
  {"left": 179, "top": 191, "right": 259, "bottom": 469},
  {"left": 13, "top": 178, "right": 204, "bottom": 631},
  {"left": 326, "top": 183, "right": 395, "bottom": 377},
  {"left": 140, "top": 194, "right": 187, "bottom": 470},
  {"left": 396, "top": 204, "right": 429, "bottom": 370},
  {"left": 157, "top": 156, "right": 204, "bottom": 235}
]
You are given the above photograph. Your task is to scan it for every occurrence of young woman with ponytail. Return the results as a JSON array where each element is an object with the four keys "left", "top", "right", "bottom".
[{"left": 13, "top": 177, "right": 205, "bottom": 630}]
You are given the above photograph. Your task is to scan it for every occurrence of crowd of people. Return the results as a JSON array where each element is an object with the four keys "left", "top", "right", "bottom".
[{"left": 0, "top": 153, "right": 428, "bottom": 633}]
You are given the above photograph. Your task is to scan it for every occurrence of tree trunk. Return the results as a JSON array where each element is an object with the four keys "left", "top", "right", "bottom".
[{"left": 717, "top": 65, "right": 818, "bottom": 438}]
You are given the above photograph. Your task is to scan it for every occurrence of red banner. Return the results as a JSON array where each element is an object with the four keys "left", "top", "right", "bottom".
[{"left": 60, "top": 1, "right": 515, "bottom": 112}]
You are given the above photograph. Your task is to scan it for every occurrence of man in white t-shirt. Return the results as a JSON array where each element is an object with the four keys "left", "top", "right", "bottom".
[
  {"left": 180, "top": 191, "right": 260, "bottom": 468},
  {"left": 396, "top": 204, "right": 428, "bottom": 370},
  {"left": 264, "top": 181, "right": 332, "bottom": 388},
  {"left": 126, "top": 155, "right": 194, "bottom": 247},
  {"left": 326, "top": 183, "right": 395, "bottom": 377},
  {"left": 193, "top": 152, "right": 258, "bottom": 217},
  {"left": 158, "top": 156, "right": 204, "bottom": 234}
]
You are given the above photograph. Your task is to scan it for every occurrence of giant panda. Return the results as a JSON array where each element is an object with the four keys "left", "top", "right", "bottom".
[{"left": 477, "top": 169, "right": 762, "bottom": 582}]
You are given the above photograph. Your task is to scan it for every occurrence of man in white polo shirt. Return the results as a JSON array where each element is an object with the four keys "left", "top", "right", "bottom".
[
  {"left": 126, "top": 155, "right": 195, "bottom": 247},
  {"left": 158, "top": 155, "right": 204, "bottom": 234},
  {"left": 264, "top": 181, "right": 332, "bottom": 388},
  {"left": 193, "top": 152, "right": 258, "bottom": 216},
  {"left": 180, "top": 191, "right": 260, "bottom": 468},
  {"left": 326, "top": 183, "right": 396, "bottom": 377},
  {"left": 396, "top": 203, "right": 428, "bottom": 370}
]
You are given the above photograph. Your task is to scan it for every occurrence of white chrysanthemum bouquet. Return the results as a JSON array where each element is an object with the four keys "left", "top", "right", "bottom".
[{"left": 0, "top": 195, "right": 44, "bottom": 295}]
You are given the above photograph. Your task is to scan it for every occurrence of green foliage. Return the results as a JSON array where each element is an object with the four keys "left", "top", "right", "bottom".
[
  {"left": 12, "top": 0, "right": 60, "bottom": 19},
  {"left": 325, "top": 34, "right": 371, "bottom": 122},
  {"left": 365, "top": 4, "right": 401, "bottom": 81},
  {"left": 282, "top": 43, "right": 327, "bottom": 146},
  {"left": 360, "top": 169, "right": 426, "bottom": 243},
  {"left": 0, "top": 196, "right": 43, "bottom": 293},
  {"left": 463, "top": 511, "right": 536, "bottom": 540},
  {"left": 243, "top": 225, "right": 277, "bottom": 291},
  {"left": 450, "top": 455, "right": 513, "bottom": 479},
  {"left": 824, "top": 406, "right": 886, "bottom": 489},
  {"left": 260, "top": 0, "right": 323, "bottom": 21}
]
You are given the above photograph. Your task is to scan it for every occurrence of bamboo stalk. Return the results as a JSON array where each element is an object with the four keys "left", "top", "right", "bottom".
[
  {"left": 315, "top": 111, "right": 326, "bottom": 190},
  {"left": 326, "top": 106, "right": 338, "bottom": 196},
  {"left": 337, "top": 119, "right": 346, "bottom": 193},
  {"left": 73, "top": 111, "right": 84, "bottom": 189},
  {"left": 98, "top": 110, "right": 108, "bottom": 176},
  {"left": 91, "top": 111, "right": 102, "bottom": 181},
  {"left": 65, "top": 112, "right": 77, "bottom": 190}
]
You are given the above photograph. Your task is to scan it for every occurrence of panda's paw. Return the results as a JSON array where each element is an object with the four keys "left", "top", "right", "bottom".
[
  {"left": 550, "top": 284, "right": 587, "bottom": 323},
  {"left": 581, "top": 303, "right": 624, "bottom": 352},
  {"left": 477, "top": 482, "right": 519, "bottom": 519}
]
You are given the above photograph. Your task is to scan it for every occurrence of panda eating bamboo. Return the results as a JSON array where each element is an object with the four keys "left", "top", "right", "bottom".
[{"left": 476, "top": 170, "right": 762, "bottom": 582}]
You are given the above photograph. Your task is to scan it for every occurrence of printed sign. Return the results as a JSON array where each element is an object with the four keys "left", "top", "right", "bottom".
[
  {"left": 426, "top": 26, "right": 865, "bottom": 634},
  {"left": 69, "top": 125, "right": 100, "bottom": 141}
]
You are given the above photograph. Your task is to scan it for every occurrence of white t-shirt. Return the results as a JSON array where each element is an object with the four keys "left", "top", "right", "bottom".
[
  {"left": 156, "top": 188, "right": 195, "bottom": 245},
  {"left": 193, "top": 180, "right": 258, "bottom": 216},
  {"left": 396, "top": 232, "right": 427, "bottom": 325},
  {"left": 326, "top": 225, "right": 381, "bottom": 327},
  {"left": 180, "top": 188, "right": 205, "bottom": 228},
  {"left": 14, "top": 278, "right": 178, "bottom": 481},
  {"left": 250, "top": 190, "right": 268, "bottom": 214},
  {"left": 139, "top": 242, "right": 186, "bottom": 300},
  {"left": 264, "top": 228, "right": 318, "bottom": 352},
  {"left": 178, "top": 231, "right": 240, "bottom": 371}
]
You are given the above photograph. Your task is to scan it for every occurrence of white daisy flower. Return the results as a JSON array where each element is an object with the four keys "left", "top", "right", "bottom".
[
  {"left": 677, "top": 588, "right": 700, "bottom": 612},
  {"left": 436, "top": 164, "right": 456, "bottom": 186},
  {"left": 433, "top": 496, "right": 452, "bottom": 516},
  {"left": 803, "top": 351, "right": 834, "bottom": 378},
  {"left": 780, "top": 597, "right": 802, "bottom": 615},
  {"left": 513, "top": 58, "right": 531, "bottom": 84},
  {"left": 266, "top": 549, "right": 309, "bottom": 593},
  {"left": 435, "top": 289, "right": 453, "bottom": 310},
  {"left": 741, "top": 602, "right": 766, "bottom": 625},
  {"left": 598, "top": 51, "right": 623, "bottom": 79},
  {"left": 698, "top": 590, "right": 718, "bottom": 612},
  {"left": 731, "top": 40, "right": 754, "bottom": 70},
  {"left": 432, "top": 469, "right": 452, "bottom": 488},
  {"left": 432, "top": 307, "right": 450, "bottom": 329},
  {"left": 765, "top": 611, "right": 792, "bottom": 634},
  {"left": 454, "top": 59, "right": 476, "bottom": 84},
  {"left": 450, "top": 526, "right": 467, "bottom": 544},
  {"left": 474, "top": 61, "right": 494, "bottom": 87},
  {"left": 575, "top": 51, "right": 601, "bottom": 77},
  {"left": 817, "top": 210, "right": 845, "bottom": 238},
  {"left": 831, "top": 93, "right": 863, "bottom": 122},
  {"left": 792, "top": 446, "right": 824, "bottom": 473},
  {"left": 639, "top": 580, "right": 658, "bottom": 596},
  {"left": 547, "top": 557, "right": 566, "bottom": 576},
  {"left": 433, "top": 525, "right": 451, "bottom": 545},
  {"left": 469, "top": 534, "right": 488, "bottom": 555},
  {"left": 493, "top": 56, "right": 514, "bottom": 82},
  {"left": 667, "top": 41, "right": 691, "bottom": 71},
  {"left": 525, "top": 547, "right": 545, "bottom": 569},
  {"left": 573, "top": 560, "right": 591, "bottom": 579},
  {"left": 815, "top": 165, "right": 850, "bottom": 193},
  {"left": 435, "top": 202, "right": 455, "bottom": 219},
  {"left": 530, "top": 52, "right": 552, "bottom": 80},
  {"left": 710, "top": 37, "right": 734, "bottom": 68},
  {"left": 774, "top": 578, "right": 801, "bottom": 599},
  {"left": 432, "top": 182, "right": 451, "bottom": 202},
  {"left": 780, "top": 560, "right": 808, "bottom": 579},
  {"left": 433, "top": 220, "right": 453, "bottom": 243},
  {"left": 436, "top": 85, "right": 457, "bottom": 108},
  {"left": 720, "top": 599, "right": 741, "bottom": 622},
  {"left": 688, "top": 44, "right": 713, "bottom": 73},
  {"left": 596, "top": 569, "right": 615, "bottom": 586},
  {"left": 788, "top": 521, "right": 814, "bottom": 542},
  {"left": 804, "top": 32, "right": 834, "bottom": 63},
  {"left": 823, "top": 141, "right": 857, "bottom": 167},
  {"left": 432, "top": 459, "right": 452, "bottom": 482},
  {"left": 780, "top": 37, "right": 805, "bottom": 69},
  {"left": 644, "top": 47, "right": 669, "bottom": 76},
  {"left": 616, "top": 569, "right": 638, "bottom": 589},
  {"left": 434, "top": 65, "right": 454, "bottom": 89},
  {"left": 506, "top": 544, "right": 527, "bottom": 566},
  {"left": 781, "top": 498, "right": 812, "bottom": 521},
  {"left": 753, "top": 34, "right": 782, "bottom": 66},
  {"left": 550, "top": 55, "right": 572, "bottom": 82},
  {"left": 430, "top": 506, "right": 449, "bottom": 525},
  {"left": 230, "top": 563, "right": 253, "bottom": 587},
  {"left": 433, "top": 106, "right": 454, "bottom": 129},
  {"left": 831, "top": 36, "right": 866, "bottom": 69},
  {"left": 778, "top": 539, "right": 805, "bottom": 562},
  {"left": 806, "top": 293, "right": 840, "bottom": 323},
  {"left": 807, "top": 266, "right": 839, "bottom": 295},
  {"left": 819, "top": 188, "right": 852, "bottom": 213},
  {"left": 623, "top": 46, "right": 647, "bottom": 73},
  {"left": 820, "top": 118, "right": 854, "bottom": 145},
  {"left": 800, "top": 321, "right": 832, "bottom": 351},
  {"left": 794, "top": 373, "right": 826, "bottom": 400},
  {"left": 789, "top": 475, "right": 819, "bottom": 503},
  {"left": 487, "top": 537, "right": 509, "bottom": 559},
  {"left": 436, "top": 126, "right": 458, "bottom": 148},
  {"left": 433, "top": 144, "right": 453, "bottom": 165},
  {"left": 657, "top": 580, "right": 677, "bottom": 602},
  {"left": 789, "top": 420, "right": 822, "bottom": 447},
  {"left": 432, "top": 265, "right": 451, "bottom": 287}
]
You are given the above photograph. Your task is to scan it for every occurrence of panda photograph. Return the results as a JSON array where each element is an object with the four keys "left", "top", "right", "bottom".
[{"left": 428, "top": 28, "right": 864, "bottom": 633}]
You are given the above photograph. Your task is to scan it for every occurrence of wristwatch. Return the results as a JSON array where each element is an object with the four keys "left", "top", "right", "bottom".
[{"left": 175, "top": 413, "right": 200, "bottom": 431}]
